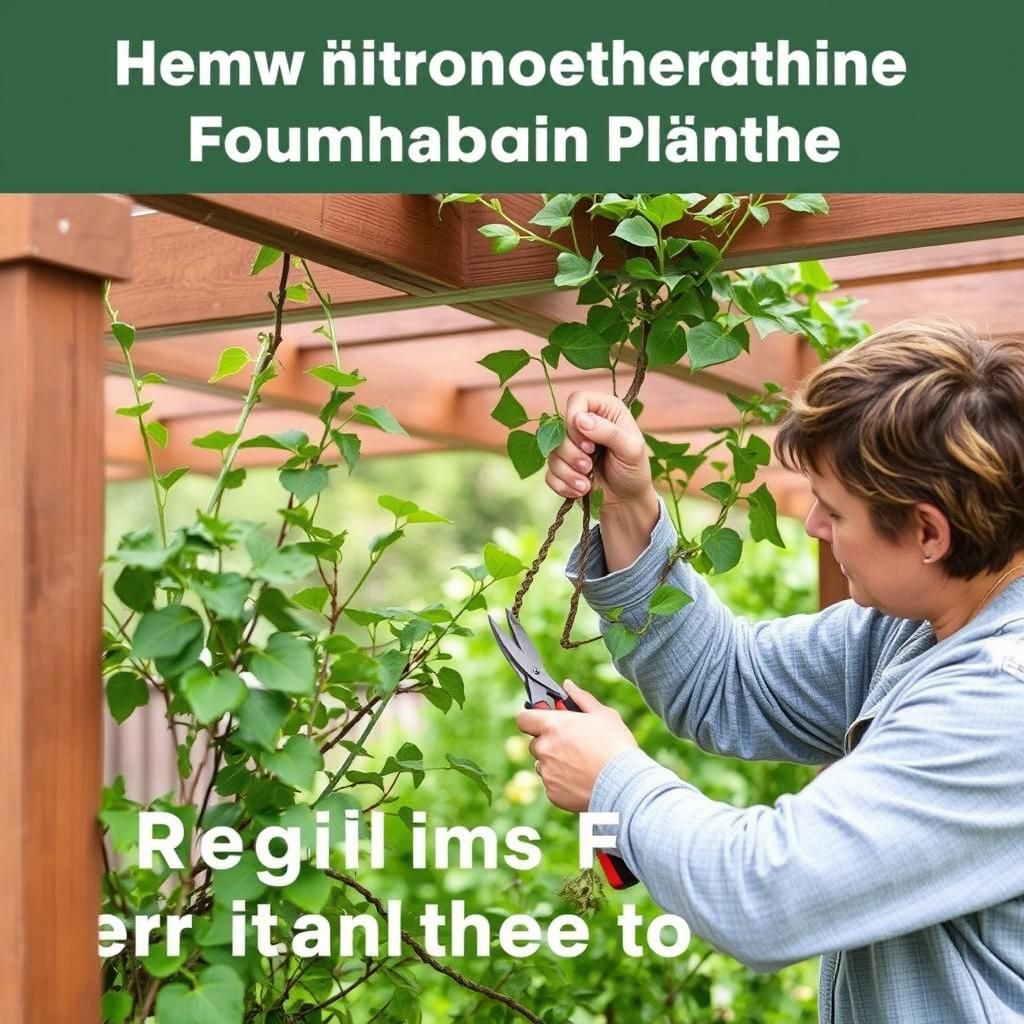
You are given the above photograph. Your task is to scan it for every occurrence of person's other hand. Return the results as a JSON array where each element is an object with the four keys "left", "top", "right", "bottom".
[
  {"left": 515, "top": 680, "right": 638, "bottom": 812},
  {"left": 544, "top": 391, "right": 654, "bottom": 510}
]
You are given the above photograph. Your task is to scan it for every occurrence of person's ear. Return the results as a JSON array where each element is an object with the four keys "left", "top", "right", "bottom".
[{"left": 913, "top": 503, "right": 952, "bottom": 563}]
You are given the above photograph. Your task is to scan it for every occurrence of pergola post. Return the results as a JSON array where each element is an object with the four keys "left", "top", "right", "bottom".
[{"left": 0, "top": 195, "right": 131, "bottom": 1021}]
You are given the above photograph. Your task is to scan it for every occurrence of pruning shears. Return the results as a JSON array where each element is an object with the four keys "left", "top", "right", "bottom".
[{"left": 489, "top": 608, "right": 640, "bottom": 890}]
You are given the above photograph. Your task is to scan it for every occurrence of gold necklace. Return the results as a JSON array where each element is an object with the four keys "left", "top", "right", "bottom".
[{"left": 968, "top": 560, "right": 1024, "bottom": 623}]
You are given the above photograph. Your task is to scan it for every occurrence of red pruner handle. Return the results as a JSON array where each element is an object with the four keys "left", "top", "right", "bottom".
[{"left": 596, "top": 849, "right": 640, "bottom": 890}]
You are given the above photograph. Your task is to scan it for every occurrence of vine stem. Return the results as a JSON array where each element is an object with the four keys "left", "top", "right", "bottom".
[
  {"left": 325, "top": 870, "right": 545, "bottom": 1024},
  {"left": 104, "top": 282, "right": 167, "bottom": 546},
  {"left": 314, "top": 690, "right": 394, "bottom": 805},
  {"left": 207, "top": 255, "right": 291, "bottom": 517}
]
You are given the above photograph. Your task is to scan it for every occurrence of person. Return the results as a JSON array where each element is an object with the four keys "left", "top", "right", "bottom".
[{"left": 515, "top": 320, "right": 1024, "bottom": 1023}]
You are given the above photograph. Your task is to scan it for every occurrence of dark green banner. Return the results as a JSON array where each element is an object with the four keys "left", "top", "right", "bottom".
[{"left": 3, "top": 0, "right": 1020, "bottom": 190}]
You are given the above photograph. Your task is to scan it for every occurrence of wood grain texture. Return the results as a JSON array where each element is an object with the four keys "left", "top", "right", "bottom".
[
  {"left": 0, "top": 194, "right": 132, "bottom": 279},
  {"left": 0, "top": 264, "right": 105, "bottom": 1022}
]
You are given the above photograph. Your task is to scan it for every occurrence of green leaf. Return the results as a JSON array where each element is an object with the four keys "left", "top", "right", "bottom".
[
  {"left": 478, "top": 349, "right": 531, "bottom": 386},
  {"left": 235, "top": 689, "right": 290, "bottom": 750},
  {"left": 648, "top": 584, "right": 693, "bottom": 616},
  {"left": 781, "top": 193, "right": 830, "bottom": 215},
  {"left": 331, "top": 430, "right": 361, "bottom": 472},
  {"left": 100, "top": 807, "right": 140, "bottom": 853},
  {"left": 548, "top": 322, "right": 611, "bottom": 370},
  {"left": 248, "top": 633, "right": 316, "bottom": 695},
  {"left": 686, "top": 321, "right": 743, "bottom": 371},
  {"left": 260, "top": 735, "right": 323, "bottom": 791},
  {"left": 191, "top": 430, "right": 240, "bottom": 452},
  {"left": 114, "top": 565, "right": 156, "bottom": 611},
  {"left": 799, "top": 260, "right": 834, "bottom": 291},
  {"left": 131, "top": 606, "right": 204, "bottom": 661},
  {"left": 285, "top": 282, "right": 309, "bottom": 302},
  {"left": 106, "top": 671, "right": 149, "bottom": 724},
  {"left": 249, "top": 541, "right": 317, "bottom": 586},
  {"left": 641, "top": 194, "right": 686, "bottom": 229},
  {"left": 293, "top": 586, "right": 329, "bottom": 613},
  {"left": 353, "top": 404, "right": 406, "bottom": 435},
  {"left": 478, "top": 223, "right": 520, "bottom": 254},
  {"left": 306, "top": 365, "right": 365, "bottom": 388},
  {"left": 142, "top": 942, "right": 187, "bottom": 980},
  {"left": 646, "top": 318, "right": 687, "bottom": 368},
  {"left": 506, "top": 430, "right": 545, "bottom": 478},
  {"left": 378, "top": 494, "right": 418, "bottom": 518},
  {"left": 536, "top": 416, "right": 566, "bottom": 459},
  {"left": 101, "top": 989, "right": 132, "bottom": 1024},
  {"left": 250, "top": 245, "right": 282, "bottom": 275},
  {"left": 623, "top": 256, "right": 661, "bottom": 281},
  {"left": 728, "top": 441, "right": 757, "bottom": 484},
  {"left": 604, "top": 624, "right": 638, "bottom": 658},
  {"left": 701, "top": 480, "right": 734, "bottom": 503},
  {"left": 182, "top": 666, "right": 247, "bottom": 725},
  {"left": 553, "top": 248, "right": 602, "bottom": 289},
  {"left": 491, "top": 388, "right": 528, "bottom": 429},
  {"left": 370, "top": 528, "right": 404, "bottom": 554},
  {"left": 445, "top": 754, "right": 492, "bottom": 804},
  {"left": 747, "top": 483, "right": 785, "bottom": 548},
  {"left": 612, "top": 216, "right": 659, "bottom": 248},
  {"left": 483, "top": 543, "right": 527, "bottom": 580},
  {"left": 701, "top": 527, "right": 743, "bottom": 574},
  {"left": 115, "top": 402, "right": 152, "bottom": 418},
  {"left": 158, "top": 467, "right": 190, "bottom": 491},
  {"left": 438, "top": 193, "right": 481, "bottom": 210},
  {"left": 748, "top": 202, "right": 770, "bottom": 226},
  {"left": 286, "top": 863, "right": 333, "bottom": 913},
  {"left": 239, "top": 429, "right": 309, "bottom": 452},
  {"left": 192, "top": 572, "right": 251, "bottom": 620},
  {"left": 438, "top": 666, "right": 465, "bottom": 708},
  {"left": 280, "top": 465, "right": 329, "bottom": 503},
  {"left": 110, "top": 321, "right": 135, "bottom": 352},
  {"left": 154, "top": 966, "right": 242, "bottom": 1024},
  {"left": 145, "top": 421, "right": 169, "bottom": 448},
  {"left": 212, "top": 851, "right": 268, "bottom": 906},
  {"left": 139, "top": 372, "right": 166, "bottom": 386},
  {"left": 208, "top": 346, "right": 251, "bottom": 383},
  {"left": 529, "top": 193, "right": 578, "bottom": 231}
]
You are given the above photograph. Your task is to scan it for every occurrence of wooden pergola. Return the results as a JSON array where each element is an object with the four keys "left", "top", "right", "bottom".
[{"left": 3, "top": 192, "right": 1024, "bottom": 1019}]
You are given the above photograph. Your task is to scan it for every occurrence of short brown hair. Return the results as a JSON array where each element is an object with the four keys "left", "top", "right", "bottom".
[{"left": 775, "top": 319, "right": 1024, "bottom": 578}]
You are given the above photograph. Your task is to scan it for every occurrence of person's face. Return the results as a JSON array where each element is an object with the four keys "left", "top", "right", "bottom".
[{"left": 803, "top": 459, "right": 928, "bottom": 616}]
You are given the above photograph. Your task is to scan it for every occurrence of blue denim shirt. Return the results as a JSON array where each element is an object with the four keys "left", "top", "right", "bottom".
[{"left": 569, "top": 501, "right": 1024, "bottom": 1024}]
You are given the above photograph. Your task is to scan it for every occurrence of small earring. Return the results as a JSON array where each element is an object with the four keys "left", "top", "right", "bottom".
[{"left": 922, "top": 556, "right": 932, "bottom": 564}]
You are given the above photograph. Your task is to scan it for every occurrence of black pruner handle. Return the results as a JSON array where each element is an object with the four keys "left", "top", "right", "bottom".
[{"left": 527, "top": 697, "right": 641, "bottom": 890}]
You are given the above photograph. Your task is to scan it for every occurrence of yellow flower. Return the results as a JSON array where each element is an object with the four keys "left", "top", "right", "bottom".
[
  {"left": 504, "top": 735, "right": 530, "bottom": 763},
  {"left": 504, "top": 770, "right": 540, "bottom": 805}
]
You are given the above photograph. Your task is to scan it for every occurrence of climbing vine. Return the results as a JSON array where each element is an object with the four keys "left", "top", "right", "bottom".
[
  {"left": 442, "top": 192, "right": 869, "bottom": 653},
  {"left": 100, "top": 253, "right": 538, "bottom": 1024}
]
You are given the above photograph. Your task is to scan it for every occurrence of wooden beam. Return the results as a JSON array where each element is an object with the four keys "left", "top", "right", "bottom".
[
  {"left": 135, "top": 193, "right": 1021, "bottom": 399},
  {"left": 463, "top": 193, "right": 1024, "bottom": 285},
  {"left": 0, "top": 195, "right": 130, "bottom": 1023},
  {"left": 111, "top": 212, "right": 404, "bottom": 338},
  {"left": 835, "top": 266, "right": 1024, "bottom": 337},
  {"left": 823, "top": 234, "right": 1024, "bottom": 288}
]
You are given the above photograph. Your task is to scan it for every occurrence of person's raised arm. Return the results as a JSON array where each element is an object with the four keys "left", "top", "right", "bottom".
[{"left": 545, "top": 391, "right": 660, "bottom": 571}]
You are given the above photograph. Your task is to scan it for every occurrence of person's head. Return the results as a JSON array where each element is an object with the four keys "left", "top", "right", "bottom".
[{"left": 775, "top": 319, "right": 1024, "bottom": 618}]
